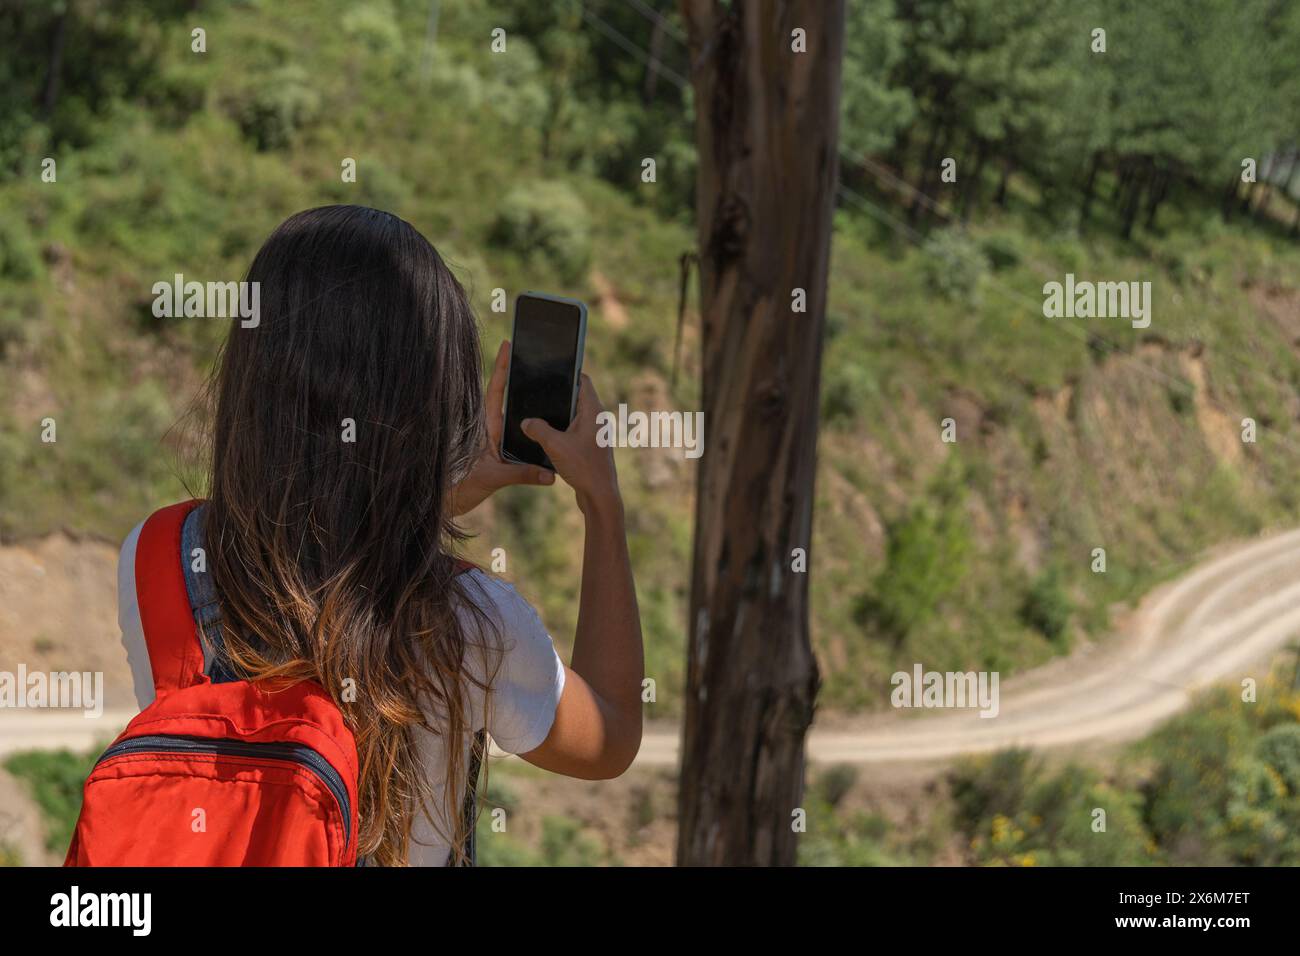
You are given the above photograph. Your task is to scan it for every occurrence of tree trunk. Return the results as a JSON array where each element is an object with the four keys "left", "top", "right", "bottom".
[
  {"left": 1256, "top": 148, "right": 1297, "bottom": 223},
  {"left": 1285, "top": 153, "right": 1300, "bottom": 236},
  {"left": 676, "top": 0, "right": 839, "bottom": 867},
  {"left": 643, "top": 10, "right": 666, "bottom": 105},
  {"left": 418, "top": 0, "right": 442, "bottom": 88},
  {"left": 40, "top": 11, "right": 68, "bottom": 120},
  {"left": 994, "top": 155, "right": 1014, "bottom": 207},
  {"left": 1253, "top": 151, "right": 1277, "bottom": 219},
  {"left": 961, "top": 136, "right": 987, "bottom": 220},
  {"left": 1079, "top": 151, "right": 1101, "bottom": 226},
  {"left": 1114, "top": 157, "right": 1132, "bottom": 206},
  {"left": 1223, "top": 171, "right": 1240, "bottom": 220},
  {"left": 911, "top": 117, "right": 944, "bottom": 222},
  {"left": 1145, "top": 166, "right": 1169, "bottom": 229},
  {"left": 1120, "top": 158, "right": 1149, "bottom": 239}
]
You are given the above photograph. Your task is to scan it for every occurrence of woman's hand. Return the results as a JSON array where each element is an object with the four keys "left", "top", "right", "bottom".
[
  {"left": 449, "top": 340, "right": 555, "bottom": 517},
  {"left": 520, "top": 374, "right": 621, "bottom": 517}
]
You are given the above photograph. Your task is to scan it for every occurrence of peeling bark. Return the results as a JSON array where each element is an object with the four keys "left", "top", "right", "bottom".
[{"left": 676, "top": 0, "right": 842, "bottom": 867}]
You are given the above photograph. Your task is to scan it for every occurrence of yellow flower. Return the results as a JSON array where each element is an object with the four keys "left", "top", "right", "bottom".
[
  {"left": 991, "top": 814, "right": 1011, "bottom": 842},
  {"left": 1282, "top": 696, "right": 1300, "bottom": 723}
]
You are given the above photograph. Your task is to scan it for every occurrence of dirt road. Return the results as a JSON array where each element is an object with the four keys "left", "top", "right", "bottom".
[
  {"left": 627, "top": 525, "right": 1300, "bottom": 765},
  {"left": 3, "top": 528, "right": 1299, "bottom": 764}
]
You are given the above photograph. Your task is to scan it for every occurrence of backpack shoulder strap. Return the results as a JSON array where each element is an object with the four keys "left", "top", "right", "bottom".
[
  {"left": 451, "top": 559, "right": 483, "bottom": 867},
  {"left": 454, "top": 729, "right": 487, "bottom": 867},
  {"left": 135, "top": 499, "right": 207, "bottom": 695},
  {"left": 139, "top": 521, "right": 487, "bottom": 864}
]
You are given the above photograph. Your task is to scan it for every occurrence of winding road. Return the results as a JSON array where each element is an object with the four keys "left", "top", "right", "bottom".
[{"left": 4, "top": 527, "right": 1300, "bottom": 765}]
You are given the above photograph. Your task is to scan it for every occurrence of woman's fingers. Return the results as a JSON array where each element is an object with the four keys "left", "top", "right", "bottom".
[
  {"left": 573, "top": 373, "right": 604, "bottom": 427},
  {"left": 485, "top": 340, "right": 510, "bottom": 443},
  {"left": 487, "top": 458, "right": 554, "bottom": 489},
  {"left": 510, "top": 462, "right": 555, "bottom": 486},
  {"left": 484, "top": 457, "right": 554, "bottom": 489},
  {"left": 521, "top": 417, "right": 564, "bottom": 456}
]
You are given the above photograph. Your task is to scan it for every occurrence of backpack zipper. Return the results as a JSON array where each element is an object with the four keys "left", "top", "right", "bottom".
[{"left": 95, "top": 733, "right": 351, "bottom": 848}]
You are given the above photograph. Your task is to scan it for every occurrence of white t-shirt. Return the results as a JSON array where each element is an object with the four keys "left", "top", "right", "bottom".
[{"left": 117, "top": 520, "right": 566, "bottom": 867}]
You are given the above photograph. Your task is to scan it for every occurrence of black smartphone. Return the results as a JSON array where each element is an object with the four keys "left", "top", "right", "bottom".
[{"left": 501, "top": 291, "right": 588, "bottom": 470}]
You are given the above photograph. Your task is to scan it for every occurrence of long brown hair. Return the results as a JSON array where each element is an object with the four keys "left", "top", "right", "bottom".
[{"left": 202, "top": 205, "right": 492, "bottom": 865}]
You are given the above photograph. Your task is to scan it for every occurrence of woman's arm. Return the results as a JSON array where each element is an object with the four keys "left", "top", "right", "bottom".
[{"left": 515, "top": 377, "right": 645, "bottom": 779}]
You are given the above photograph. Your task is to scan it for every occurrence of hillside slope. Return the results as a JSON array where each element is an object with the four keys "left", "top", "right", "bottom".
[{"left": 2, "top": 1, "right": 1300, "bottom": 715}]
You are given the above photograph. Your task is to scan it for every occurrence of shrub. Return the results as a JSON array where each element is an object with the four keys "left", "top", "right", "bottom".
[
  {"left": 799, "top": 809, "right": 908, "bottom": 866},
  {"left": 1138, "top": 695, "right": 1251, "bottom": 864},
  {"left": 1020, "top": 567, "right": 1073, "bottom": 647},
  {"left": 232, "top": 65, "right": 321, "bottom": 151},
  {"left": 821, "top": 360, "right": 873, "bottom": 426},
  {"left": 1166, "top": 380, "right": 1193, "bottom": 416},
  {"left": 1222, "top": 757, "right": 1293, "bottom": 864},
  {"left": 474, "top": 822, "right": 538, "bottom": 867},
  {"left": 950, "top": 750, "right": 1154, "bottom": 866},
  {"left": 342, "top": 1, "right": 404, "bottom": 56},
  {"left": 323, "top": 159, "right": 412, "bottom": 214},
  {"left": 1257, "top": 723, "right": 1300, "bottom": 794},
  {"left": 950, "top": 749, "right": 1037, "bottom": 830},
  {"left": 798, "top": 769, "right": 918, "bottom": 866},
  {"left": 539, "top": 816, "right": 607, "bottom": 866},
  {"left": 854, "top": 474, "right": 971, "bottom": 646},
  {"left": 491, "top": 182, "right": 592, "bottom": 282},
  {"left": 816, "top": 765, "right": 859, "bottom": 809},
  {"left": 1132, "top": 681, "right": 1300, "bottom": 865},
  {"left": 919, "top": 229, "right": 989, "bottom": 302},
  {"left": 0, "top": 213, "right": 40, "bottom": 280},
  {"left": 0, "top": 286, "right": 39, "bottom": 357},
  {"left": 979, "top": 232, "right": 1025, "bottom": 271},
  {"left": 5, "top": 748, "right": 97, "bottom": 853}
]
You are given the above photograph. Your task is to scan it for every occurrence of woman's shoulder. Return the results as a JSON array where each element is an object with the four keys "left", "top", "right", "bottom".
[
  {"left": 117, "top": 519, "right": 145, "bottom": 588},
  {"left": 454, "top": 567, "right": 548, "bottom": 638},
  {"left": 454, "top": 568, "right": 564, "bottom": 753}
]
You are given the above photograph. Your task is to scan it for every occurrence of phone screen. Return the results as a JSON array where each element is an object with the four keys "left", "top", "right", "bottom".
[{"left": 502, "top": 295, "right": 584, "bottom": 469}]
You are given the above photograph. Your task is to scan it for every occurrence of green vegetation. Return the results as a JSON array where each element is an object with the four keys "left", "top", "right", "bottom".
[
  {"left": 492, "top": 181, "right": 593, "bottom": 282},
  {"left": 3, "top": 0, "right": 1300, "bottom": 724},
  {"left": 803, "top": 668, "right": 1300, "bottom": 867},
  {"left": 799, "top": 763, "right": 945, "bottom": 866},
  {"left": 476, "top": 812, "right": 614, "bottom": 867},
  {"left": 950, "top": 750, "right": 1153, "bottom": 866},
  {"left": 470, "top": 762, "right": 622, "bottom": 866},
  {"left": 3, "top": 748, "right": 98, "bottom": 854},
  {"left": 1136, "top": 677, "right": 1300, "bottom": 865},
  {"left": 1019, "top": 566, "right": 1074, "bottom": 649},
  {"left": 957, "top": 670, "right": 1300, "bottom": 866},
  {"left": 851, "top": 462, "right": 972, "bottom": 649}
]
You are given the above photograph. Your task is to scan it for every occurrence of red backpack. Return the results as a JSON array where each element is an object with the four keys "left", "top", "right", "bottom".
[{"left": 65, "top": 499, "right": 481, "bottom": 867}]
